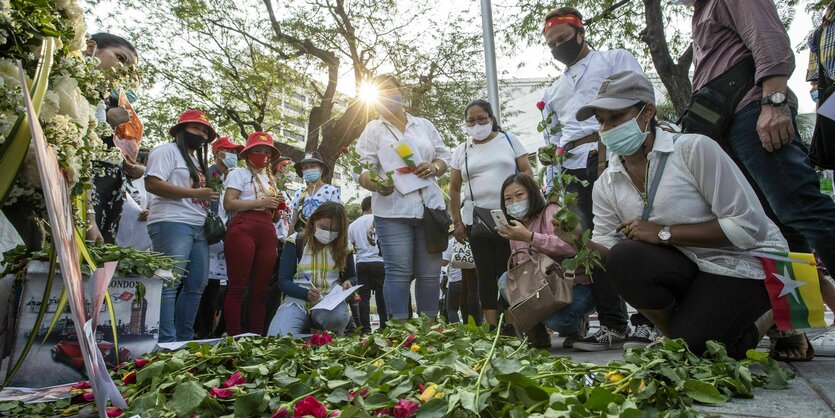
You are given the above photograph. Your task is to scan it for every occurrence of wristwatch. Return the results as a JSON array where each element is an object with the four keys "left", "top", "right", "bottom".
[
  {"left": 760, "top": 91, "right": 787, "bottom": 107},
  {"left": 658, "top": 226, "right": 671, "bottom": 245}
]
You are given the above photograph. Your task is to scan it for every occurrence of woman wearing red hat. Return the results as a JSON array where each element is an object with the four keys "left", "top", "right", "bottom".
[
  {"left": 145, "top": 109, "right": 219, "bottom": 342},
  {"left": 222, "top": 132, "right": 285, "bottom": 336}
]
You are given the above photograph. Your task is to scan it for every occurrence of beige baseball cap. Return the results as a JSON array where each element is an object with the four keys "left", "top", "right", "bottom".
[{"left": 575, "top": 71, "right": 655, "bottom": 121}]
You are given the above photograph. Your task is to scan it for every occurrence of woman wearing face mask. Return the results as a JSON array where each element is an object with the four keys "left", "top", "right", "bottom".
[
  {"left": 269, "top": 202, "right": 357, "bottom": 336},
  {"left": 145, "top": 109, "right": 220, "bottom": 342},
  {"left": 290, "top": 151, "right": 342, "bottom": 232},
  {"left": 557, "top": 71, "right": 788, "bottom": 359},
  {"left": 449, "top": 99, "right": 533, "bottom": 327},
  {"left": 222, "top": 132, "right": 284, "bottom": 336},
  {"left": 495, "top": 174, "right": 595, "bottom": 349},
  {"left": 355, "top": 74, "right": 452, "bottom": 322}
]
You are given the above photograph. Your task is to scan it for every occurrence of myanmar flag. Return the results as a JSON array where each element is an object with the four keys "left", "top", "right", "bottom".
[{"left": 758, "top": 252, "right": 827, "bottom": 331}]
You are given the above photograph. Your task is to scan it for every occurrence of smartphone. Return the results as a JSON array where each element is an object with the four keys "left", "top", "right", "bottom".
[{"left": 490, "top": 209, "right": 508, "bottom": 227}]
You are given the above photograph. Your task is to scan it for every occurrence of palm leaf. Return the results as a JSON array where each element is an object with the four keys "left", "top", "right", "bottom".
[
  {"left": 39, "top": 288, "right": 67, "bottom": 347},
  {"left": 2, "top": 245, "right": 57, "bottom": 388},
  {"left": 104, "top": 292, "right": 120, "bottom": 365},
  {"left": 0, "top": 38, "right": 56, "bottom": 204},
  {"left": 74, "top": 226, "right": 97, "bottom": 271}
]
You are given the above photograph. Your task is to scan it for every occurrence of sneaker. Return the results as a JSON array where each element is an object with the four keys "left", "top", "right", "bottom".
[
  {"left": 809, "top": 328, "right": 835, "bottom": 357},
  {"left": 573, "top": 325, "right": 627, "bottom": 352},
  {"left": 623, "top": 323, "right": 660, "bottom": 350}
]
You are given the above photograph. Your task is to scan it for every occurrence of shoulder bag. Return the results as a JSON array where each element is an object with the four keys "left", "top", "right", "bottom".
[
  {"left": 449, "top": 240, "right": 475, "bottom": 269},
  {"left": 503, "top": 247, "right": 574, "bottom": 331},
  {"left": 204, "top": 209, "right": 226, "bottom": 245},
  {"left": 465, "top": 133, "right": 518, "bottom": 239}
]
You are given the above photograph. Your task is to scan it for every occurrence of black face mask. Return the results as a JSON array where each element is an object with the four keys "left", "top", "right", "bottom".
[
  {"left": 550, "top": 31, "right": 583, "bottom": 66},
  {"left": 183, "top": 131, "right": 206, "bottom": 150}
]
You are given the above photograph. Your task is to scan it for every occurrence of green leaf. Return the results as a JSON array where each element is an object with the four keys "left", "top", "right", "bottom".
[
  {"left": 234, "top": 389, "right": 268, "bottom": 416},
  {"left": 129, "top": 393, "right": 159, "bottom": 412},
  {"left": 584, "top": 387, "right": 624, "bottom": 411},
  {"left": 416, "top": 398, "right": 448, "bottom": 418},
  {"left": 137, "top": 361, "right": 165, "bottom": 385},
  {"left": 344, "top": 365, "right": 366, "bottom": 385},
  {"left": 491, "top": 358, "right": 523, "bottom": 376},
  {"left": 171, "top": 379, "right": 208, "bottom": 417},
  {"left": 683, "top": 379, "right": 727, "bottom": 404},
  {"left": 745, "top": 349, "right": 769, "bottom": 362},
  {"left": 326, "top": 388, "right": 348, "bottom": 404}
]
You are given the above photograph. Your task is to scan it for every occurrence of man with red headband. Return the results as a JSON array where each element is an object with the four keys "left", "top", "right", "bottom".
[{"left": 539, "top": 7, "right": 647, "bottom": 352}]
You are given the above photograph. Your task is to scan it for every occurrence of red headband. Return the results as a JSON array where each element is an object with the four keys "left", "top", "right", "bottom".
[{"left": 543, "top": 15, "right": 583, "bottom": 34}]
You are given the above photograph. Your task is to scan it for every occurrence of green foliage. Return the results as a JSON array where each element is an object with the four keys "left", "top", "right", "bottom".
[{"left": 0, "top": 319, "right": 792, "bottom": 417}]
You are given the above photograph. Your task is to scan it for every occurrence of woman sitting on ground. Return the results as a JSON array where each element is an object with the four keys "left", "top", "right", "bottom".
[
  {"left": 496, "top": 174, "right": 595, "bottom": 349},
  {"left": 557, "top": 70, "right": 788, "bottom": 360},
  {"left": 269, "top": 202, "right": 357, "bottom": 336}
]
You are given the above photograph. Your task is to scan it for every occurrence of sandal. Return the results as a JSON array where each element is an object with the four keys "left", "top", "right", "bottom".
[{"left": 769, "top": 332, "right": 815, "bottom": 362}]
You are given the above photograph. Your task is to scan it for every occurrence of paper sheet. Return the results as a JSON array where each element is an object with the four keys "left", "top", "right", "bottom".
[
  {"left": 115, "top": 192, "right": 151, "bottom": 251},
  {"left": 377, "top": 136, "right": 432, "bottom": 195},
  {"left": 311, "top": 285, "right": 363, "bottom": 311},
  {"left": 818, "top": 94, "right": 835, "bottom": 121}
]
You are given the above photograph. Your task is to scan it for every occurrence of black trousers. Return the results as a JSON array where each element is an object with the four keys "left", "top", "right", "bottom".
[
  {"left": 466, "top": 229, "right": 511, "bottom": 311},
  {"left": 447, "top": 268, "right": 482, "bottom": 324},
  {"left": 357, "top": 262, "right": 387, "bottom": 333},
  {"left": 194, "top": 279, "right": 226, "bottom": 338},
  {"left": 603, "top": 241, "right": 771, "bottom": 359}
]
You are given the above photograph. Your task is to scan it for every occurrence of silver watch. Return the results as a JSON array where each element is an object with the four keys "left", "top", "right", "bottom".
[{"left": 658, "top": 226, "right": 671, "bottom": 245}]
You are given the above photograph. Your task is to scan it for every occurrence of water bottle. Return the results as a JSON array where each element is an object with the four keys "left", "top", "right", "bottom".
[{"left": 820, "top": 170, "right": 835, "bottom": 201}]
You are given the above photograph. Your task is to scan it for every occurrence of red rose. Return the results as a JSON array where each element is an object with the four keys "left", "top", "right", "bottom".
[
  {"left": 134, "top": 358, "right": 149, "bottom": 368},
  {"left": 222, "top": 371, "right": 246, "bottom": 388},
  {"left": 309, "top": 332, "right": 334, "bottom": 346},
  {"left": 417, "top": 384, "right": 426, "bottom": 394},
  {"left": 293, "top": 396, "right": 327, "bottom": 418},
  {"left": 122, "top": 371, "right": 136, "bottom": 385},
  {"left": 83, "top": 392, "right": 95, "bottom": 402},
  {"left": 348, "top": 388, "right": 369, "bottom": 401},
  {"left": 210, "top": 387, "right": 235, "bottom": 398},
  {"left": 556, "top": 146, "right": 566, "bottom": 156},
  {"left": 401, "top": 334, "right": 416, "bottom": 347},
  {"left": 328, "top": 412, "right": 340, "bottom": 417},
  {"left": 536, "top": 101, "right": 546, "bottom": 111},
  {"left": 271, "top": 407, "right": 289, "bottom": 418},
  {"left": 393, "top": 399, "right": 420, "bottom": 418},
  {"left": 341, "top": 146, "right": 349, "bottom": 154},
  {"left": 72, "top": 381, "right": 91, "bottom": 390},
  {"left": 106, "top": 408, "right": 124, "bottom": 417}
]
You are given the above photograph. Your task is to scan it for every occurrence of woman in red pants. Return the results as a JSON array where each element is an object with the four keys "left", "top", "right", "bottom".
[{"left": 222, "top": 132, "right": 284, "bottom": 335}]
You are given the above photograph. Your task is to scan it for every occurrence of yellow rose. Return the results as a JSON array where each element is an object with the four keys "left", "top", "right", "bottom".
[
  {"left": 605, "top": 371, "right": 624, "bottom": 383},
  {"left": 410, "top": 344, "right": 420, "bottom": 352},
  {"left": 419, "top": 385, "right": 437, "bottom": 403}
]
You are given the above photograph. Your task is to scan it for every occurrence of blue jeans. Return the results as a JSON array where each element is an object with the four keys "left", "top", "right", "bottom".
[
  {"left": 499, "top": 273, "right": 595, "bottom": 336},
  {"left": 268, "top": 302, "right": 352, "bottom": 336},
  {"left": 727, "top": 102, "right": 835, "bottom": 271},
  {"left": 148, "top": 221, "right": 209, "bottom": 342},
  {"left": 375, "top": 217, "right": 442, "bottom": 320}
]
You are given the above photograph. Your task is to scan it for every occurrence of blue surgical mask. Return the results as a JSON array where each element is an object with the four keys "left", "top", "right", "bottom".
[
  {"left": 812, "top": 90, "right": 820, "bottom": 102},
  {"left": 599, "top": 107, "right": 649, "bottom": 156},
  {"left": 221, "top": 153, "right": 238, "bottom": 169},
  {"left": 303, "top": 168, "right": 322, "bottom": 183},
  {"left": 379, "top": 94, "right": 403, "bottom": 114},
  {"left": 506, "top": 200, "right": 529, "bottom": 220}
]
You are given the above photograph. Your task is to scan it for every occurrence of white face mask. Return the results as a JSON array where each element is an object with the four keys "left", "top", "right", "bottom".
[
  {"left": 314, "top": 227, "right": 339, "bottom": 245},
  {"left": 506, "top": 200, "right": 529, "bottom": 219},
  {"left": 465, "top": 123, "right": 493, "bottom": 141}
]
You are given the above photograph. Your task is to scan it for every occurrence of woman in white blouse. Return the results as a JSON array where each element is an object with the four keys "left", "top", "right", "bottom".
[
  {"left": 356, "top": 74, "right": 452, "bottom": 322},
  {"left": 556, "top": 71, "right": 788, "bottom": 359}
]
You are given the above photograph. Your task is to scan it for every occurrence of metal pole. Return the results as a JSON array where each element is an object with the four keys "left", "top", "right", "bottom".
[{"left": 480, "top": 0, "right": 501, "bottom": 125}]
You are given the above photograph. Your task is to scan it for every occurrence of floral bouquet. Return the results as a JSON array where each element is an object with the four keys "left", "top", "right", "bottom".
[
  {"left": 207, "top": 171, "right": 224, "bottom": 193},
  {"left": 394, "top": 143, "right": 417, "bottom": 173},
  {"left": 339, "top": 146, "right": 394, "bottom": 189}
]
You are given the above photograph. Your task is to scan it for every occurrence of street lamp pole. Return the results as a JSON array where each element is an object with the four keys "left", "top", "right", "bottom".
[{"left": 480, "top": 0, "right": 501, "bottom": 125}]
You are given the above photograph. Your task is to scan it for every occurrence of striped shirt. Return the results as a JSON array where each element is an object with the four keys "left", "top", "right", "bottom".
[{"left": 807, "top": 4, "right": 835, "bottom": 82}]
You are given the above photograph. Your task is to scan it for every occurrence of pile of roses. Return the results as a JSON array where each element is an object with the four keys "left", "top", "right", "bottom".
[{"left": 0, "top": 318, "right": 792, "bottom": 417}]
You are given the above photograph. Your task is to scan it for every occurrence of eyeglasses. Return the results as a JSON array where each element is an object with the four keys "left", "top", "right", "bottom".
[{"left": 464, "top": 116, "right": 492, "bottom": 127}]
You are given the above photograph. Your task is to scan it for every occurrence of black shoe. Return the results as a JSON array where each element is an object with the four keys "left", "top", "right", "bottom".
[
  {"left": 623, "top": 323, "right": 660, "bottom": 350},
  {"left": 573, "top": 325, "right": 628, "bottom": 352},
  {"left": 528, "top": 324, "right": 551, "bottom": 349}
]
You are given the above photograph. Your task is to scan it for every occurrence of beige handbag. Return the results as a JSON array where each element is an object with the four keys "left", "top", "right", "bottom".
[{"left": 504, "top": 248, "right": 574, "bottom": 331}]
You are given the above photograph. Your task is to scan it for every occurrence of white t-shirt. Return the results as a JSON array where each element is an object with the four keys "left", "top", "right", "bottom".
[
  {"left": 451, "top": 132, "right": 527, "bottom": 217},
  {"left": 442, "top": 238, "right": 462, "bottom": 283},
  {"left": 146, "top": 143, "right": 207, "bottom": 226},
  {"left": 348, "top": 214, "right": 383, "bottom": 264},
  {"left": 224, "top": 168, "right": 276, "bottom": 201}
]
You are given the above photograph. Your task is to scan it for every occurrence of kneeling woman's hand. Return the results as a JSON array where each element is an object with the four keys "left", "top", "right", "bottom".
[
  {"left": 342, "top": 280, "right": 352, "bottom": 290},
  {"left": 497, "top": 220, "right": 533, "bottom": 242},
  {"left": 307, "top": 288, "right": 322, "bottom": 302}
]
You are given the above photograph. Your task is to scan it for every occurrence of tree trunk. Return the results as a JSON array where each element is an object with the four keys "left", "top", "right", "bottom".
[
  {"left": 317, "top": 99, "right": 372, "bottom": 183},
  {"left": 641, "top": 0, "right": 693, "bottom": 117}
]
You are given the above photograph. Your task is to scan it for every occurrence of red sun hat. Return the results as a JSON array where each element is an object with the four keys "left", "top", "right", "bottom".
[
  {"left": 240, "top": 132, "right": 281, "bottom": 161},
  {"left": 211, "top": 136, "right": 244, "bottom": 154},
  {"left": 169, "top": 109, "right": 218, "bottom": 140}
]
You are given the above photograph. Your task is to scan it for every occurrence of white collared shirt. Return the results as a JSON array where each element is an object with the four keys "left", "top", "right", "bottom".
[
  {"left": 356, "top": 114, "right": 451, "bottom": 219},
  {"left": 591, "top": 128, "right": 788, "bottom": 280},
  {"left": 541, "top": 49, "right": 644, "bottom": 176}
]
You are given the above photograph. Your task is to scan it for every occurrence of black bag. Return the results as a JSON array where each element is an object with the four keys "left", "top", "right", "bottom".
[
  {"left": 810, "top": 26, "right": 835, "bottom": 169},
  {"left": 678, "top": 57, "right": 755, "bottom": 146},
  {"left": 204, "top": 211, "right": 226, "bottom": 245},
  {"left": 464, "top": 134, "right": 518, "bottom": 239}
]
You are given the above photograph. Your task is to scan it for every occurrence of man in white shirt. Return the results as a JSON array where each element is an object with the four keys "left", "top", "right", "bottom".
[
  {"left": 348, "top": 196, "right": 387, "bottom": 333},
  {"left": 540, "top": 7, "right": 643, "bottom": 351}
]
